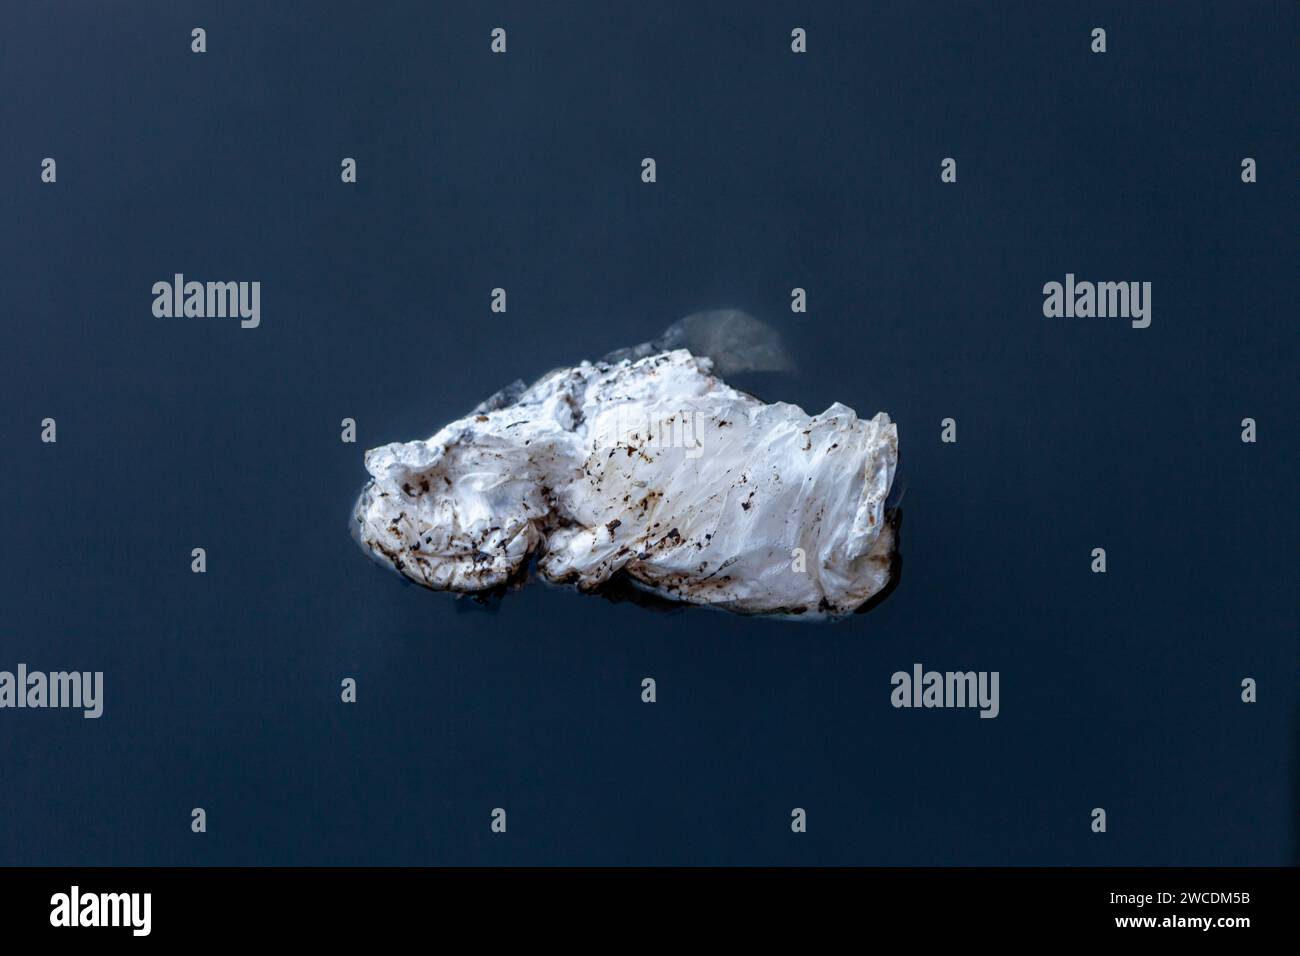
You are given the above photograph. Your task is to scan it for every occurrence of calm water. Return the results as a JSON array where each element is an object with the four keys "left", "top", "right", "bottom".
[{"left": 1, "top": 2, "right": 1296, "bottom": 865}]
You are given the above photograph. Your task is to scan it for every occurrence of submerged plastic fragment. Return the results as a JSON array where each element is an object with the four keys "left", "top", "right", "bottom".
[
  {"left": 601, "top": 308, "right": 795, "bottom": 376},
  {"left": 352, "top": 325, "right": 899, "bottom": 620}
]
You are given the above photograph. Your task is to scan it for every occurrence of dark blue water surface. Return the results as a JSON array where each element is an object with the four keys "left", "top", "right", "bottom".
[{"left": 1, "top": 2, "right": 1296, "bottom": 865}]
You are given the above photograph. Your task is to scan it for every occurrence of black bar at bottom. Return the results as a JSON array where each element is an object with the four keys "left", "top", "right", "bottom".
[{"left": 0, "top": 866, "right": 1292, "bottom": 940}]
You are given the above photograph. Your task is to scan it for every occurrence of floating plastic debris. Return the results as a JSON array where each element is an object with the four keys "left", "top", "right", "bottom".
[{"left": 352, "top": 315, "right": 898, "bottom": 620}]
